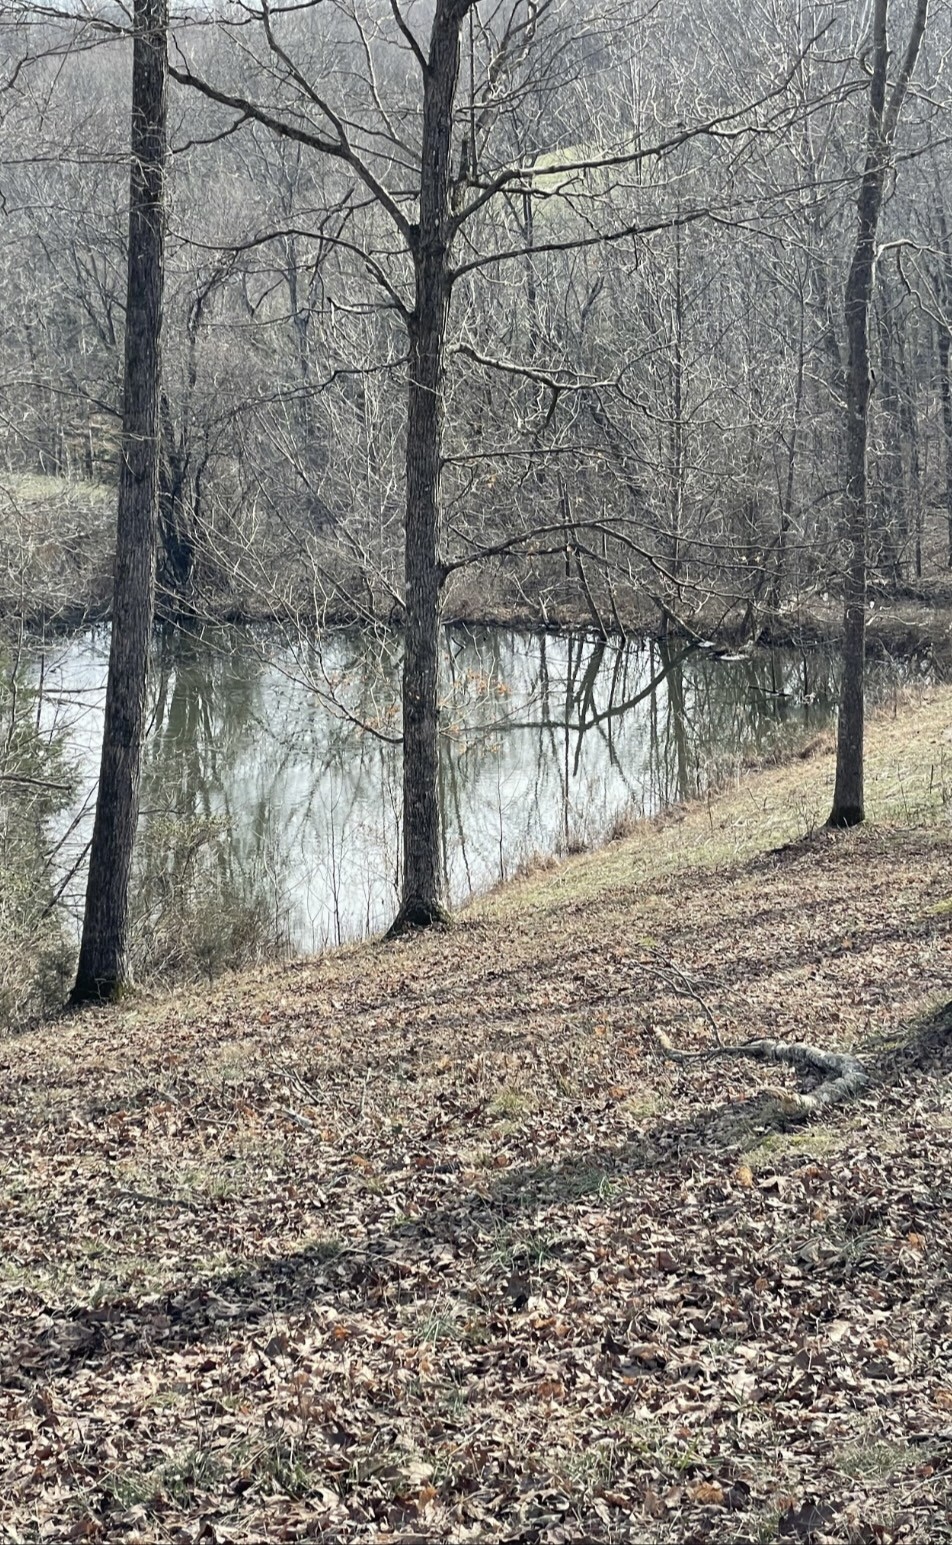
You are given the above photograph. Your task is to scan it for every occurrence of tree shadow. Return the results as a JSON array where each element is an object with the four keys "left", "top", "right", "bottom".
[
  {"left": 7, "top": 1088, "right": 804, "bottom": 1386},
  {"left": 869, "top": 997, "right": 952, "bottom": 1078}
]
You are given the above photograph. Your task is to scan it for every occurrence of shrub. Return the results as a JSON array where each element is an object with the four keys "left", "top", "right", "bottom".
[
  {"left": 0, "top": 661, "right": 76, "bottom": 1028},
  {"left": 130, "top": 813, "right": 292, "bottom": 985}
]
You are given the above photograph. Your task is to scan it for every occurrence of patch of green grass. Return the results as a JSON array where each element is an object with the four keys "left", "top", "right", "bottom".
[
  {"left": 742, "top": 1124, "right": 854, "bottom": 1170},
  {"left": 106, "top": 1445, "right": 227, "bottom": 1512},
  {"left": 486, "top": 1222, "right": 564, "bottom": 1273},
  {"left": 239, "top": 1438, "right": 333, "bottom": 1499},
  {"left": 557, "top": 1435, "right": 626, "bottom": 1488},
  {"left": 488, "top": 1085, "right": 539, "bottom": 1119},
  {"left": 553, "top": 1163, "right": 616, "bottom": 1200},
  {"left": 407, "top": 1301, "right": 466, "bottom": 1345},
  {"left": 622, "top": 1089, "right": 668, "bottom": 1120},
  {"left": 600, "top": 1414, "right": 708, "bottom": 1476},
  {"left": 837, "top": 1437, "right": 919, "bottom": 1482},
  {"left": 495, "top": 1158, "right": 617, "bottom": 1203},
  {"left": 434, "top": 1379, "right": 469, "bottom": 1423}
]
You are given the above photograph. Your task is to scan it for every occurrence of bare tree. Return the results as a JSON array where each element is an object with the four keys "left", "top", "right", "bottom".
[
  {"left": 70, "top": 0, "right": 167, "bottom": 1001},
  {"left": 167, "top": 0, "right": 820, "bottom": 930},
  {"left": 828, "top": 0, "right": 928, "bottom": 829}
]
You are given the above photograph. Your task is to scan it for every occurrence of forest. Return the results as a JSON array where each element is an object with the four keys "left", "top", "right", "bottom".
[{"left": 2, "top": 0, "right": 950, "bottom": 634}]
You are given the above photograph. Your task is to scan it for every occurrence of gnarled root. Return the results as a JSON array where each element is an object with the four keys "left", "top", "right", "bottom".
[{"left": 656, "top": 1031, "right": 868, "bottom": 1116}]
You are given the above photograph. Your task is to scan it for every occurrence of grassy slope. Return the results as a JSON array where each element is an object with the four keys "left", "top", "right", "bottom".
[{"left": 1, "top": 686, "right": 951, "bottom": 1543}]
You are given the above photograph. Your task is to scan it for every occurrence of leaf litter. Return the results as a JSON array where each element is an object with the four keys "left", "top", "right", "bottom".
[{"left": 2, "top": 694, "right": 952, "bottom": 1543}]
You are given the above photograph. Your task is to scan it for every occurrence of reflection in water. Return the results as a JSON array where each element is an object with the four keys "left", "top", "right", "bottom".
[{"left": 30, "top": 625, "right": 914, "bottom": 955}]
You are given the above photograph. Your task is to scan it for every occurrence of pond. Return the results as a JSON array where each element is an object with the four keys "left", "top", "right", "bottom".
[{"left": 31, "top": 625, "right": 921, "bottom": 957}]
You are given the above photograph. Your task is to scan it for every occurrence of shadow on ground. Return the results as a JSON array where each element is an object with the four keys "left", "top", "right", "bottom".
[{"left": 2, "top": 1086, "right": 814, "bottom": 1385}]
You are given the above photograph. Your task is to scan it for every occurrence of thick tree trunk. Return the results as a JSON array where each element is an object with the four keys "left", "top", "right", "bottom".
[
  {"left": 390, "top": 297, "right": 451, "bottom": 932},
  {"left": 71, "top": 0, "right": 166, "bottom": 1002},
  {"left": 388, "top": 0, "right": 468, "bottom": 935}
]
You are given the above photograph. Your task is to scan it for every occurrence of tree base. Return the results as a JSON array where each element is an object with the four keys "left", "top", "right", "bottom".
[
  {"left": 826, "top": 805, "right": 864, "bottom": 829},
  {"left": 386, "top": 897, "right": 452, "bottom": 938},
  {"left": 68, "top": 974, "right": 134, "bottom": 1009}
]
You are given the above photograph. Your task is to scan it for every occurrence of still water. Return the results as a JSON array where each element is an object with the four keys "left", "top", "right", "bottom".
[{"left": 31, "top": 626, "right": 913, "bottom": 954}]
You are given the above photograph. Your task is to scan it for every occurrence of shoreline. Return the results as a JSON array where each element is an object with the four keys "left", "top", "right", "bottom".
[{"left": 5, "top": 591, "right": 951, "bottom": 660}]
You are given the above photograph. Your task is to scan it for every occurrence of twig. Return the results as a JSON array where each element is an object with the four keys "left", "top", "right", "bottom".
[
  {"left": 651, "top": 957, "right": 724, "bottom": 1047},
  {"left": 282, "top": 1106, "right": 317, "bottom": 1131}
]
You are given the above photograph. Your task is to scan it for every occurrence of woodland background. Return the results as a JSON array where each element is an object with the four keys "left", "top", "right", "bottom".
[{"left": 2, "top": 0, "right": 951, "bottom": 634}]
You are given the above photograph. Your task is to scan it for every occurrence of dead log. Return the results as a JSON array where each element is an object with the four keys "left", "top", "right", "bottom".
[{"left": 656, "top": 1031, "right": 868, "bottom": 1115}]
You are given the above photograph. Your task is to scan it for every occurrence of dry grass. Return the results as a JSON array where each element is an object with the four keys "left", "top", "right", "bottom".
[{"left": 477, "top": 681, "right": 952, "bottom": 921}]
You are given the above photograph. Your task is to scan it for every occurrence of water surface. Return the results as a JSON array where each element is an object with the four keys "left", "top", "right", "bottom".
[{"left": 31, "top": 625, "right": 915, "bottom": 955}]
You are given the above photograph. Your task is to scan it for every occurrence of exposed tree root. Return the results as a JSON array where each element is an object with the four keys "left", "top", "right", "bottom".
[{"left": 656, "top": 1031, "right": 869, "bottom": 1116}]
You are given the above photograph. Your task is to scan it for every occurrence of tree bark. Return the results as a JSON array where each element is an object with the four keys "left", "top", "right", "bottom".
[
  {"left": 157, "top": 392, "right": 195, "bottom": 614},
  {"left": 388, "top": 0, "right": 470, "bottom": 934},
  {"left": 71, "top": 0, "right": 167, "bottom": 1002}
]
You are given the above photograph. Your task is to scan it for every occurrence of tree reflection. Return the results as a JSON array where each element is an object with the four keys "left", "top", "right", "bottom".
[{"left": 38, "top": 625, "right": 867, "bottom": 965}]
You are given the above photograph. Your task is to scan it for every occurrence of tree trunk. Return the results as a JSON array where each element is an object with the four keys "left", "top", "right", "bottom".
[
  {"left": 71, "top": 0, "right": 167, "bottom": 1002},
  {"left": 874, "top": 289, "right": 905, "bottom": 583},
  {"left": 388, "top": 0, "right": 468, "bottom": 935},
  {"left": 935, "top": 210, "right": 952, "bottom": 570},
  {"left": 828, "top": 0, "right": 928, "bottom": 828},
  {"left": 668, "top": 220, "right": 685, "bottom": 625},
  {"left": 830, "top": 201, "right": 876, "bottom": 826},
  {"left": 939, "top": 322, "right": 952, "bottom": 569},
  {"left": 157, "top": 392, "right": 195, "bottom": 615},
  {"left": 768, "top": 300, "right": 805, "bottom": 613}
]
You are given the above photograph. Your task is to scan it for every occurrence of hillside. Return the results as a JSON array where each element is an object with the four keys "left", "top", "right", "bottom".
[{"left": 1, "top": 686, "right": 951, "bottom": 1543}]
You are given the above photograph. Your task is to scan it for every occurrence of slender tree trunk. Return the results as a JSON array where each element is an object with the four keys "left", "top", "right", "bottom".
[
  {"left": 939, "top": 322, "right": 952, "bottom": 569},
  {"left": 828, "top": 0, "right": 928, "bottom": 828},
  {"left": 769, "top": 327, "right": 804, "bottom": 612},
  {"left": 71, "top": 0, "right": 167, "bottom": 1001},
  {"left": 157, "top": 392, "right": 194, "bottom": 614},
  {"left": 668, "top": 221, "right": 685, "bottom": 624},
  {"left": 829, "top": 124, "right": 880, "bottom": 827},
  {"left": 659, "top": 639, "right": 690, "bottom": 804},
  {"left": 875, "top": 290, "right": 904, "bottom": 582},
  {"left": 388, "top": 0, "right": 469, "bottom": 934},
  {"left": 935, "top": 209, "right": 952, "bottom": 569}
]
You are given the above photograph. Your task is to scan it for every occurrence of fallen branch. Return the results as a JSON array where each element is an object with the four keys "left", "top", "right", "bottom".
[{"left": 656, "top": 1031, "right": 868, "bottom": 1115}]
